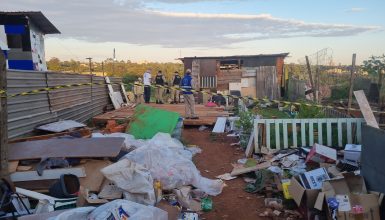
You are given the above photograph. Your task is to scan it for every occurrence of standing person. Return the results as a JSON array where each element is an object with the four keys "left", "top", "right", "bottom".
[
  {"left": 143, "top": 69, "right": 152, "bottom": 103},
  {"left": 155, "top": 70, "right": 166, "bottom": 104},
  {"left": 171, "top": 71, "right": 182, "bottom": 104},
  {"left": 181, "top": 69, "right": 199, "bottom": 119},
  {"left": 133, "top": 77, "right": 144, "bottom": 104}
]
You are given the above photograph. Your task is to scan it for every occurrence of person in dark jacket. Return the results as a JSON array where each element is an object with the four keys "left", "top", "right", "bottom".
[
  {"left": 181, "top": 69, "right": 198, "bottom": 119},
  {"left": 154, "top": 70, "right": 166, "bottom": 104},
  {"left": 171, "top": 71, "right": 182, "bottom": 104}
]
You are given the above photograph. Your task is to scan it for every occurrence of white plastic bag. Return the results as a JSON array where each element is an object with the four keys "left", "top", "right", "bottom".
[
  {"left": 125, "top": 134, "right": 224, "bottom": 195},
  {"left": 101, "top": 159, "right": 156, "bottom": 205},
  {"left": 48, "top": 207, "right": 95, "bottom": 220}
]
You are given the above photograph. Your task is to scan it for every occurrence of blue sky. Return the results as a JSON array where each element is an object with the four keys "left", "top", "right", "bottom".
[{"left": 3, "top": 0, "right": 385, "bottom": 64}]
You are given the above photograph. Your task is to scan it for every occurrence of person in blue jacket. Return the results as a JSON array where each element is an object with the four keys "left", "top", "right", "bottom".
[{"left": 181, "top": 69, "right": 198, "bottom": 119}]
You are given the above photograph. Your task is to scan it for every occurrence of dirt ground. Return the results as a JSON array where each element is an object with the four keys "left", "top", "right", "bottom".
[{"left": 182, "top": 128, "right": 265, "bottom": 220}]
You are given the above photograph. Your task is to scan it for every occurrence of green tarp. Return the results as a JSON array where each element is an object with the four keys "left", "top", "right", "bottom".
[{"left": 126, "top": 105, "right": 180, "bottom": 139}]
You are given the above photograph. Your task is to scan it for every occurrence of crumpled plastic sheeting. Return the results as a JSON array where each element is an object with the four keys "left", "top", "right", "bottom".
[
  {"left": 125, "top": 133, "right": 224, "bottom": 196},
  {"left": 101, "top": 159, "right": 156, "bottom": 205},
  {"left": 89, "top": 199, "right": 167, "bottom": 220},
  {"left": 49, "top": 200, "right": 167, "bottom": 220}
]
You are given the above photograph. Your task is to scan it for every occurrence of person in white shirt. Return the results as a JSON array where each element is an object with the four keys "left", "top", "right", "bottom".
[{"left": 143, "top": 69, "right": 152, "bottom": 103}]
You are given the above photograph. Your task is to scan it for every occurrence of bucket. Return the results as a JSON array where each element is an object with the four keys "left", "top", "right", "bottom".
[{"left": 49, "top": 174, "right": 80, "bottom": 198}]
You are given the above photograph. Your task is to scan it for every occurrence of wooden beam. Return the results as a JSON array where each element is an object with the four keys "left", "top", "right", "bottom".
[
  {"left": 348, "top": 54, "right": 357, "bottom": 114},
  {"left": 354, "top": 90, "right": 379, "bottom": 128},
  {"left": 0, "top": 49, "right": 8, "bottom": 178},
  {"left": 230, "top": 161, "right": 271, "bottom": 176},
  {"left": 10, "top": 167, "right": 86, "bottom": 182},
  {"left": 305, "top": 56, "right": 316, "bottom": 102}
]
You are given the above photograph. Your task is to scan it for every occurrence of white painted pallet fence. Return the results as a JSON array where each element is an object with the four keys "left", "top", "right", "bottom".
[{"left": 253, "top": 118, "right": 365, "bottom": 150}]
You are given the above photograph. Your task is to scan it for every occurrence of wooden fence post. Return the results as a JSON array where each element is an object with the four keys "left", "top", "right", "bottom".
[
  {"left": 348, "top": 54, "right": 357, "bottom": 114},
  {"left": 305, "top": 56, "right": 316, "bottom": 102},
  {"left": 0, "top": 50, "right": 8, "bottom": 178}
]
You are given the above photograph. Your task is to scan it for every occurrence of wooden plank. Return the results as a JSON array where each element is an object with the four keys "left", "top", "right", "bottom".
[
  {"left": 8, "top": 138, "right": 124, "bottom": 161},
  {"left": 283, "top": 122, "right": 288, "bottom": 148},
  {"left": 212, "top": 117, "right": 227, "bottom": 133},
  {"left": 318, "top": 120, "right": 323, "bottom": 145},
  {"left": 327, "top": 120, "right": 332, "bottom": 146},
  {"left": 105, "top": 77, "right": 122, "bottom": 110},
  {"left": 301, "top": 121, "right": 306, "bottom": 147},
  {"left": 77, "top": 160, "right": 112, "bottom": 192},
  {"left": 275, "top": 121, "right": 281, "bottom": 149},
  {"left": 266, "top": 122, "right": 271, "bottom": 149},
  {"left": 354, "top": 90, "right": 379, "bottom": 128},
  {"left": 309, "top": 121, "right": 314, "bottom": 146},
  {"left": 245, "top": 130, "right": 255, "bottom": 157},
  {"left": 11, "top": 167, "right": 86, "bottom": 182},
  {"left": 0, "top": 51, "right": 8, "bottom": 178},
  {"left": 230, "top": 161, "right": 271, "bottom": 176},
  {"left": 292, "top": 122, "right": 297, "bottom": 147},
  {"left": 347, "top": 119, "right": 353, "bottom": 144},
  {"left": 8, "top": 161, "right": 18, "bottom": 173},
  {"left": 254, "top": 121, "right": 259, "bottom": 153},
  {"left": 9, "top": 128, "right": 92, "bottom": 143},
  {"left": 337, "top": 119, "right": 343, "bottom": 147}
]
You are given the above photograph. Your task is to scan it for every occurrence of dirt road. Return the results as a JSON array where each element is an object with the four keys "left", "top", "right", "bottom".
[{"left": 183, "top": 128, "right": 264, "bottom": 220}]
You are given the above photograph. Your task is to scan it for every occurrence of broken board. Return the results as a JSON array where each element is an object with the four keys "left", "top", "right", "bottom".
[
  {"left": 77, "top": 160, "right": 112, "bottom": 192},
  {"left": 230, "top": 161, "right": 271, "bottom": 176},
  {"left": 245, "top": 131, "right": 255, "bottom": 157},
  {"left": 10, "top": 167, "right": 86, "bottom": 182},
  {"left": 212, "top": 117, "right": 227, "bottom": 133},
  {"left": 8, "top": 138, "right": 124, "bottom": 161},
  {"left": 36, "top": 120, "right": 85, "bottom": 133},
  {"left": 354, "top": 90, "right": 379, "bottom": 128}
]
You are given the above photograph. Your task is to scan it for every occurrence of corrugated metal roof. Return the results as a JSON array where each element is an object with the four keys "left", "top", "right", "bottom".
[
  {"left": 0, "top": 11, "right": 60, "bottom": 34},
  {"left": 179, "top": 53, "right": 289, "bottom": 60}
]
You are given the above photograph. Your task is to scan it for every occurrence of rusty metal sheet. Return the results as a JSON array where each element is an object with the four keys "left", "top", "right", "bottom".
[{"left": 8, "top": 137, "right": 124, "bottom": 160}]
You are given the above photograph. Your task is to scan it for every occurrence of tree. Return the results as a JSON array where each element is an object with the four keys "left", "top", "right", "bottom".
[
  {"left": 362, "top": 55, "right": 385, "bottom": 104},
  {"left": 47, "top": 57, "right": 61, "bottom": 71}
]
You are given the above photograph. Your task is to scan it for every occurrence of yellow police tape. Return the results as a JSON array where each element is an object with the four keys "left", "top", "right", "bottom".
[{"left": 0, "top": 81, "right": 384, "bottom": 114}]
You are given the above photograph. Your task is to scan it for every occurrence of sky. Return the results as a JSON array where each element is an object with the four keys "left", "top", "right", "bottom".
[{"left": 2, "top": 0, "right": 385, "bottom": 64}]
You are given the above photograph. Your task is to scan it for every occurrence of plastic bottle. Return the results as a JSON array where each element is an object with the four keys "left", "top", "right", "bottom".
[{"left": 154, "top": 180, "right": 163, "bottom": 203}]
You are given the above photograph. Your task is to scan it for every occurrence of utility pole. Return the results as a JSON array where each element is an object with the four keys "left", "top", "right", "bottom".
[
  {"left": 86, "top": 57, "right": 92, "bottom": 74},
  {"left": 0, "top": 50, "right": 9, "bottom": 178},
  {"left": 305, "top": 56, "right": 316, "bottom": 102},
  {"left": 102, "top": 61, "right": 105, "bottom": 77},
  {"left": 348, "top": 54, "right": 357, "bottom": 114},
  {"left": 112, "top": 48, "right": 116, "bottom": 75}
]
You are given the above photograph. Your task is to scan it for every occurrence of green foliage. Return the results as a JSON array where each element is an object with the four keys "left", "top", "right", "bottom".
[
  {"left": 235, "top": 110, "right": 254, "bottom": 134},
  {"left": 254, "top": 107, "right": 290, "bottom": 119},
  {"left": 363, "top": 55, "right": 385, "bottom": 76},
  {"left": 296, "top": 104, "right": 325, "bottom": 118}
]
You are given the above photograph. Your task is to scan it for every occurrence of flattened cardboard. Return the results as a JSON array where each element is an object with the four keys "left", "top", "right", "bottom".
[
  {"left": 299, "top": 167, "right": 330, "bottom": 189},
  {"left": 288, "top": 176, "right": 320, "bottom": 207}
]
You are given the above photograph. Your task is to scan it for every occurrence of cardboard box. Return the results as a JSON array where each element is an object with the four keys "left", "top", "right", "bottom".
[
  {"left": 344, "top": 144, "right": 361, "bottom": 164},
  {"left": 288, "top": 176, "right": 320, "bottom": 207},
  {"left": 299, "top": 167, "right": 330, "bottom": 189},
  {"left": 306, "top": 143, "right": 337, "bottom": 164},
  {"left": 314, "top": 173, "right": 380, "bottom": 220}
]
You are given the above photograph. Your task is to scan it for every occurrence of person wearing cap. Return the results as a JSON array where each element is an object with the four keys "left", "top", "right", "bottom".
[
  {"left": 171, "top": 71, "right": 182, "bottom": 104},
  {"left": 154, "top": 70, "right": 166, "bottom": 104},
  {"left": 181, "top": 69, "right": 198, "bottom": 119},
  {"left": 133, "top": 77, "right": 144, "bottom": 104},
  {"left": 143, "top": 69, "right": 152, "bottom": 103}
]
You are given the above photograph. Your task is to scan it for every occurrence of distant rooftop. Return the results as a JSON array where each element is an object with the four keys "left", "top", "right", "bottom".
[
  {"left": 179, "top": 53, "right": 289, "bottom": 60},
  {"left": 0, "top": 11, "right": 60, "bottom": 34}
]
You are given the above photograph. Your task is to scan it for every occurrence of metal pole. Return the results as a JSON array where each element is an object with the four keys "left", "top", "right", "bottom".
[
  {"left": 348, "top": 54, "right": 357, "bottom": 114},
  {"left": 0, "top": 50, "right": 9, "bottom": 178},
  {"left": 86, "top": 57, "right": 92, "bottom": 74}
]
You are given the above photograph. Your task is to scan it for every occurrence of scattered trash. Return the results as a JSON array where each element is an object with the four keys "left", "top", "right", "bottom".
[
  {"left": 198, "top": 125, "right": 208, "bottom": 131},
  {"left": 201, "top": 197, "right": 213, "bottom": 212}
]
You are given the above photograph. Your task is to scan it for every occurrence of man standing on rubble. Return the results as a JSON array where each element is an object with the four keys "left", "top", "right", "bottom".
[
  {"left": 181, "top": 69, "right": 198, "bottom": 119},
  {"left": 171, "top": 71, "right": 182, "bottom": 104},
  {"left": 155, "top": 70, "right": 166, "bottom": 104},
  {"left": 143, "top": 69, "right": 152, "bottom": 103}
]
